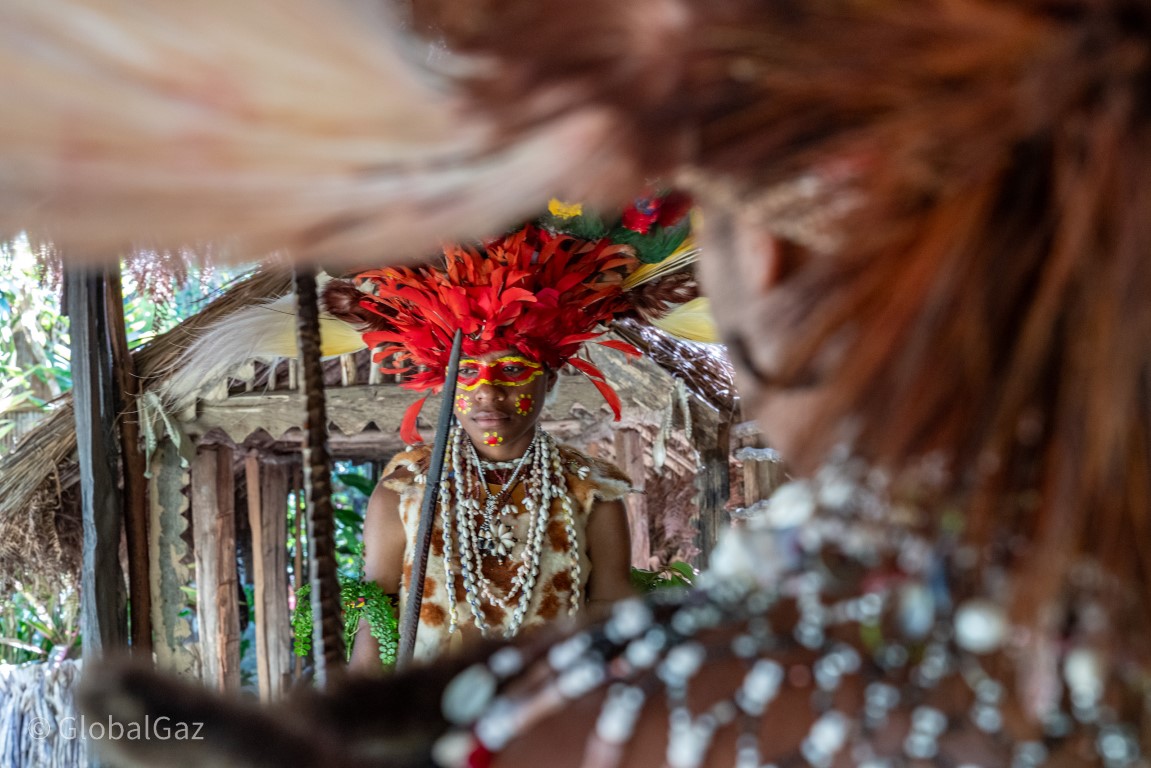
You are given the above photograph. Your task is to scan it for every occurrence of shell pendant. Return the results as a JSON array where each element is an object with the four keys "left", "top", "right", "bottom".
[{"left": 487, "top": 520, "right": 517, "bottom": 558}]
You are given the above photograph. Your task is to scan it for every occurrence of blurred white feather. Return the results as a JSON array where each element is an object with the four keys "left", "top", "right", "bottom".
[
  {"left": 0, "top": 0, "right": 634, "bottom": 264},
  {"left": 161, "top": 275, "right": 366, "bottom": 408}
]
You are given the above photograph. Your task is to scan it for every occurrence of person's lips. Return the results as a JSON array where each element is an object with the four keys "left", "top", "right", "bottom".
[{"left": 472, "top": 411, "right": 510, "bottom": 426}]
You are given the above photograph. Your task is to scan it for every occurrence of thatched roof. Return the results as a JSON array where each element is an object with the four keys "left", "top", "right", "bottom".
[
  {"left": 0, "top": 270, "right": 290, "bottom": 589},
  {"left": 0, "top": 269, "right": 734, "bottom": 587}
]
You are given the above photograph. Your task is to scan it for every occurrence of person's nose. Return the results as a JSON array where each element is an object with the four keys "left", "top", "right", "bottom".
[{"left": 471, "top": 382, "right": 505, "bottom": 406}]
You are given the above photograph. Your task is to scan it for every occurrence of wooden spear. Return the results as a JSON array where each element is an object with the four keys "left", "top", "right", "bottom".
[{"left": 397, "top": 328, "right": 463, "bottom": 666}]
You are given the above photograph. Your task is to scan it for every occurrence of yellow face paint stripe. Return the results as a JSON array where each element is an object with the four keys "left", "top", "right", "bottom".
[
  {"left": 457, "top": 369, "right": 545, "bottom": 391},
  {"left": 459, "top": 356, "right": 542, "bottom": 368}
]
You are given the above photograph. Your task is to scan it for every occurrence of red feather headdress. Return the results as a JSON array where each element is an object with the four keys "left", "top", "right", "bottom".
[{"left": 324, "top": 194, "right": 695, "bottom": 443}]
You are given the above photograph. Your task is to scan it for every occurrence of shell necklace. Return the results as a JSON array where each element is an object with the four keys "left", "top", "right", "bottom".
[
  {"left": 439, "top": 424, "right": 583, "bottom": 639},
  {"left": 466, "top": 431, "right": 537, "bottom": 558}
]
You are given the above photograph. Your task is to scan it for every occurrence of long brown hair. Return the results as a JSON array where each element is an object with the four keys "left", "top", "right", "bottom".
[{"left": 450, "top": 0, "right": 1151, "bottom": 629}]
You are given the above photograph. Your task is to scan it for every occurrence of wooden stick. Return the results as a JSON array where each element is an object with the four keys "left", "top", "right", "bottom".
[
  {"left": 104, "top": 267, "right": 152, "bottom": 655},
  {"left": 292, "top": 464, "right": 304, "bottom": 679},
  {"left": 397, "top": 328, "right": 463, "bottom": 667}
]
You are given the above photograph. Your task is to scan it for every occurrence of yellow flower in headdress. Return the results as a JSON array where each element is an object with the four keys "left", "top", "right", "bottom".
[{"left": 548, "top": 199, "right": 583, "bottom": 219}]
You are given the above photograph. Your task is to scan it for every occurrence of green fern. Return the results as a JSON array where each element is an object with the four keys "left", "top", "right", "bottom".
[{"left": 290, "top": 580, "right": 399, "bottom": 668}]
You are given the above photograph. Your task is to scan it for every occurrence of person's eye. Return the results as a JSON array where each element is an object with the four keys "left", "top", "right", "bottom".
[
  {"left": 458, "top": 366, "right": 479, "bottom": 378},
  {"left": 501, "top": 365, "right": 524, "bottom": 375}
]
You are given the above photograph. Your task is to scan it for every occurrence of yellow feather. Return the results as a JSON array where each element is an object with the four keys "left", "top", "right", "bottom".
[
  {"left": 319, "top": 316, "right": 370, "bottom": 357},
  {"left": 650, "top": 297, "right": 721, "bottom": 343},
  {"left": 622, "top": 238, "right": 700, "bottom": 289},
  {"left": 162, "top": 276, "right": 366, "bottom": 407}
]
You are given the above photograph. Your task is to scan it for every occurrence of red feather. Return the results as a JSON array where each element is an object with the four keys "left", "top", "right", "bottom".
[
  {"left": 400, "top": 395, "right": 428, "bottom": 445},
  {"left": 596, "top": 340, "right": 641, "bottom": 358},
  {"left": 565, "top": 357, "right": 623, "bottom": 420}
]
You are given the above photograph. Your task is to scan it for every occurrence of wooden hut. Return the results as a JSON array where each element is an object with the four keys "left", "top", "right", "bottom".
[{"left": 0, "top": 269, "right": 780, "bottom": 700}]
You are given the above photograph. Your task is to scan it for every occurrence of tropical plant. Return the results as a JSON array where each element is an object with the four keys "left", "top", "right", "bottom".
[
  {"left": 0, "top": 581, "right": 81, "bottom": 665},
  {"left": 629, "top": 561, "right": 696, "bottom": 593}
]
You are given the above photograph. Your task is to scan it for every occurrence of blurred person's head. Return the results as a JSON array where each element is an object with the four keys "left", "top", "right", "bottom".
[{"left": 667, "top": 2, "right": 1151, "bottom": 640}]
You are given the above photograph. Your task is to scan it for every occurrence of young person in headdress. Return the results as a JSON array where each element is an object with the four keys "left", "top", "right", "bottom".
[
  {"left": 321, "top": 196, "right": 699, "bottom": 664},
  {"left": 60, "top": 1, "right": 1151, "bottom": 766}
]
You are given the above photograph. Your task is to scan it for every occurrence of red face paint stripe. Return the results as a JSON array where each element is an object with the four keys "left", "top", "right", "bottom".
[{"left": 456, "top": 356, "right": 544, "bottom": 391}]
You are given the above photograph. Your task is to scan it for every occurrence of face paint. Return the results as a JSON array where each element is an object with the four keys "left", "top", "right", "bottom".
[
  {"left": 514, "top": 393, "right": 534, "bottom": 416},
  {"left": 455, "top": 394, "right": 473, "bottom": 415},
  {"left": 456, "top": 356, "right": 544, "bottom": 391},
  {"left": 482, "top": 432, "right": 504, "bottom": 447}
]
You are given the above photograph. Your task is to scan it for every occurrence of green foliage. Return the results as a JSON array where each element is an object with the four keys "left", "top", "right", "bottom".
[
  {"left": 335, "top": 472, "right": 377, "bottom": 498},
  {"left": 0, "top": 237, "right": 71, "bottom": 415},
  {"left": 629, "top": 561, "right": 696, "bottom": 593},
  {"left": 329, "top": 463, "right": 376, "bottom": 575},
  {"left": 0, "top": 582, "right": 81, "bottom": 664},
  {"left": 290, "top": 462, "right": 396, "bottom": 668},
  {"left": 290, "top": 581, "right": 399, "bottom": 668}
]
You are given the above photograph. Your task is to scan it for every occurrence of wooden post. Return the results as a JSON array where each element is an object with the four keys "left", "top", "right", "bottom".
[
  {"left": 693, "top": 415, "right": 732, "bottom": 568},
  {"left": 742, "top": 450, "right": 785, "bottom": 506},
  {"left": 613, "top": 428, "right": 651, "bottom": 567},
  {"left": 66, "top": 266, "right": 128, "bottom": 662},
  {"left": 246, "top": 453, "right": 291, "bottom": 701},
  {"left": 191, "top": 445, "right": 241, "bottom": 692},
  {"left": 104, "top": 269, "right": 152, "bottom": 655}
]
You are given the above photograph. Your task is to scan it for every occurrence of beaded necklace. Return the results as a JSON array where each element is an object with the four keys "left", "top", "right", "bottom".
[
  {"left": 439, "top": 425, "right": 583, "bottom": 640},
  {"left": 433, "top": 460, "right": 1149, "bottom": 768}
]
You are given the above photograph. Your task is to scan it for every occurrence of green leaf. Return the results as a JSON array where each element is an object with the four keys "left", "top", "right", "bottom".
[
  {"left": 335, "top": 472, "right": 376, "bottom": 498},
  {"left": 333, "top": 505, "right": 364, "bottom": 528}
]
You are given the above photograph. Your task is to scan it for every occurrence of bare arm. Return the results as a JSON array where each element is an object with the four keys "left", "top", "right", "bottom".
[
  {"left": 584, "top": 498, "right": 635, "bottom": 607},
  {"left": 348, "top": 482, "right": 406, "bottom": 675}
]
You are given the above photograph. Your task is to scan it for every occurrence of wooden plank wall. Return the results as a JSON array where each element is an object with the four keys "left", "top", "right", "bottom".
[
  {"left": 245, "top": 454, "right": 292, "bottom": 701},
  {"left": 190, "top": 445, "right": 241, "bottom": 692}
]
